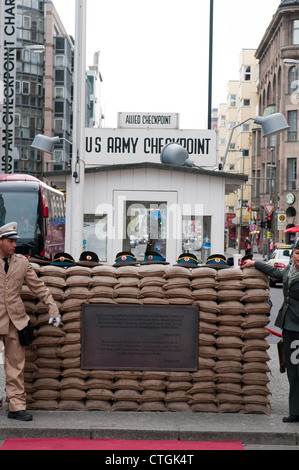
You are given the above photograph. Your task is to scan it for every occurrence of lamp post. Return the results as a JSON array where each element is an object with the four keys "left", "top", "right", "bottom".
[
  {"left": 222, "top": 113, "right": 290, "bottom": 172},
  {"left": 70, "top": 0, "right": 87, "bottom": 260},
  {"left": 208, "top": 0, "right": 214, "bottom": 130},
  {"left": 3, "top": 45, "right": 44, "bottom": 174}
]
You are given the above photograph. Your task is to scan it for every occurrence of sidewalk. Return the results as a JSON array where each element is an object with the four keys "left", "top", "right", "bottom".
[{"left": 1, "top": 344, "right": 298, "bottom": 449}]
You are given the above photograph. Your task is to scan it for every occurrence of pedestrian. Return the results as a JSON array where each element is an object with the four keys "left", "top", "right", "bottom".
[
  {"left": 243, "top": 240, "right": 299, "bottom": 423},
  {"left": 0, "top": 222, "right": 61, "bottom": 422}
]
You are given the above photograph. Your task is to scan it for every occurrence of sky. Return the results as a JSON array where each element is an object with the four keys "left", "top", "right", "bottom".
[{"left": 53, "top": 0, "right": 281, "bottom": 130}]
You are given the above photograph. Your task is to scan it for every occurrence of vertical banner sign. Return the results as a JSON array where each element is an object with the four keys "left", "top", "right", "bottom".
[{"left": 1, "top": 0, "right": 16, "bottom": 174}]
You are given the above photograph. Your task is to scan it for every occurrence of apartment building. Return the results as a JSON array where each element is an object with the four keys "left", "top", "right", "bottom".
[{"left": 219, "top": 50, "right": 258, "bottom": 250}]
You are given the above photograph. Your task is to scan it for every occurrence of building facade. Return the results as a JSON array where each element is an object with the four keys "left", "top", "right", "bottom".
[
  {"left": 0, "top": 0, "right": 102, "bottom": 176},
  {"left": 253, "top": 0, "right": 299, "bottom": 248},
  {"left": 218, "top": 50, "right": 259, "bottom": 251}
]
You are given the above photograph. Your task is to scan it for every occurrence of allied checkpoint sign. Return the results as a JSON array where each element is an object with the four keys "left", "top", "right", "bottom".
[{"left": 85, "top": 127, "right": 217, "bottom": 169}]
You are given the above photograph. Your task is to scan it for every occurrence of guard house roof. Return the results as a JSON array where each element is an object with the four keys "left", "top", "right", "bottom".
[{"left": 44, "top": 162, "right": 247, "bottom": 196}]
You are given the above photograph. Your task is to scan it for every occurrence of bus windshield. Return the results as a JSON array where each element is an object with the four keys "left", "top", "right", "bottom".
[{"left": 0, "top": 190, "right": 43, "bottom": 255}]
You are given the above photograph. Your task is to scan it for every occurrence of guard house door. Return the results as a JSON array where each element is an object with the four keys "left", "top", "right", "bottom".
[{"left": 112, "top": 190, "right": 179, "bottom": 265}]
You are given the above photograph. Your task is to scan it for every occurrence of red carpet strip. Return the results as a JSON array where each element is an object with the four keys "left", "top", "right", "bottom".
[{"left": 0, "top": 438, "right": 244, "bottom": 451}]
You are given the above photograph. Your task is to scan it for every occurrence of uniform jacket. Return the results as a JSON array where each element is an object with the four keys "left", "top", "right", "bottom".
[
  {"left": 255, "top": 260, "right": 299, "bottom": 331},
  {"left": 0, "top": 254, "right": 60, "bottom": 335}
]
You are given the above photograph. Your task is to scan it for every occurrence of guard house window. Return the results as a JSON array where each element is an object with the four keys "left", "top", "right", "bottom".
[
  {"left": 83, "top": 214, "right": 108, "bottom": 262},
  {"left": 289, "top": 66, "right": 298, "bottom": 94},
  {"left": 288, "top": 158, "right": 297, "bottom": 191},
  {"left": 125, "top": 201, "right": 167, "bottom": 261},
  {"left": 182, "top": 216, "right": 211, "bottom": 263},
  {"left": 293, "top": 20, "right": 299, "bottom": 45},
  {"left": 288, "top": 110, "right": 298, "bottom": 142}
]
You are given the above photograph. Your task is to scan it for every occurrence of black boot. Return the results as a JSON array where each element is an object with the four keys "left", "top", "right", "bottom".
[
  {"left": 8, "top": 410, "right": 33, "bottom": 421},
  {"left": 283, "top": 415, "right": 299, "bottom": 423}
]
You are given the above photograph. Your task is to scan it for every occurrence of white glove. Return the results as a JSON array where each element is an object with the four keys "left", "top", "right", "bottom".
[{"left": 49, "top": 316, "right": 61, "bottom": 328}]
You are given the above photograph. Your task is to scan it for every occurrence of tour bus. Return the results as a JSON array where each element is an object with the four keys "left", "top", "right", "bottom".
[{"left": 0, "top": 174, "right": 65, "bottom": 259}]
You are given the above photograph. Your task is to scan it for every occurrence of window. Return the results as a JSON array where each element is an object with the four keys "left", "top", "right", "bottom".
[
  {"left": 242, "top": 124, "right": 250, "bottom": 132},
  {"left": 56, "top": 56, "right": 65, "bottom": 67},
  {"left": 54, "top": 150, "right": 63, "bottom": 163},
  {"left": 22, "top": 82, "right": 30, "bottom": 95},
  {"left": 219, "top": 115, "right": 226, "bottom": 127},
  {"left": 288, "top": 158, "right": 297, "bottom": 190},
  {"left": 21, "top": 116, "right": 29, "bottom": 127},
  {"left": 21, "top": 148, "right": 29, "bottom": 160},
  {"left": 55, "top": 70, "right": 65, "bottom": 85},
  {"left": 289, "top": 66, "right": 299, "bottom": 94},
  {"left": 113, "top": 190, "right": 178, "bottom": 264},
  {"left": 293, "top": 20, "right": 299, "bottom": 45},
  {"left": 55, "top": 102, "right": 64, "bottom": 116},
  {"left": 54, "top": 119, "right": 64, "bottom": 131},
  {"left": 55, "top": 87, "right": 64, "bottom": 99},
  {"left": 240, "top": 65, "right": 251, "bottom": 81},
  {"left": 23, "top": 16, "right": 31, "bottom": 29},
  {"left": 182, "top": 216, "right": 211, "bottom": 263},
  {"left": 83, "top": 214, "right": 108, "bottom": 262},
  {"left": 241, "top": 99, "right": 251, "bottom": 107},
  {"left": 227, "top": 94, "right": 237, "bottom": 107},
  {"left": 55, "top": 37, "right": 65, "bottom": 53},
  {"left": 288, "top": 110, "right": 298, "bottom": 141}
]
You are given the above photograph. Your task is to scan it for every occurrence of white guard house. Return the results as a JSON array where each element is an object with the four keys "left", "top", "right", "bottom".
[{"left": 47, "top": 147, "right": 246, "bottom": 266}]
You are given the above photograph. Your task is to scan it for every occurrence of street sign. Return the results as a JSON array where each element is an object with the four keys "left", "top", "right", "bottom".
[
  {"left": 264, "top": 204, "right": 274, "bottom": 216},
  {"left": 250, "top": 224, "right": 257, "bottom": 231},
  {"left": 277, "top": 213, "right": 286, "bottom": 231}
]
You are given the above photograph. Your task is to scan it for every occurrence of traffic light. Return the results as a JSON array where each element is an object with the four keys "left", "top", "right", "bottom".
[{"left": 266, "top": 214, "right": 272, "bottom": 229}]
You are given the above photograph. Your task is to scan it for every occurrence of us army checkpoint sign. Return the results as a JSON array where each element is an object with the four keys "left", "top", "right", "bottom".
[{"left": 85, "top": 128, "right": 217, "bottom": 168}]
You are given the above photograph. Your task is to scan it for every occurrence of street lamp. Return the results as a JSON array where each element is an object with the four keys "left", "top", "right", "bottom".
[
  {"left": 31, "top": 134, "right": 79, "bottom": 182},
  {"left": 160, "top": 142, "right": 202, "bottom": 168},
  {"left": 221, "top": 113, "right": 290, "bottom": 171},
  {"left": 3, "top": 45, "right": 45, "bottom": 173}
]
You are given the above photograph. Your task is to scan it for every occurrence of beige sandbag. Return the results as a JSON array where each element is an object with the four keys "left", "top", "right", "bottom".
[
  {"left": 113, "top": 390, "right": 142, "bottom": 401},
  {"left": 216, "top": 336, "right": 244, "bottom": 349},
  {"left": 60, "top": 389, "right": 86, "bottom": 400},
  {"left": 241, "top": 315, "right": 270, "bottom": 329},
  {"left": 85, "top": 400, "right": 112, "bottom": 410},
  {"left": 218, "top": 301, "right": 246, "bottom": 315},
  {"left": 86, "top": 389, "right": 114, "bottom": 400},
  {"left": 240, "top": 290, "right": 270, "bottom": 303},
  {"left": 192, "top": 288, "right": 218, "bottom": 300},
  {"left": 91, "top": 265, "right": 116, "bottom": 276},
  {"left": 216, "top": 269, "right": 244, "bottom": 281},
  {"left": 111, "top": 401, "right": 139, "bottom": 411}
]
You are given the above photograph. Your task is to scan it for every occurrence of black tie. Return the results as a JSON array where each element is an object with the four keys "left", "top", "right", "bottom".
[{"left": 3, "top": 258, "right": 9, "bottom": 274}]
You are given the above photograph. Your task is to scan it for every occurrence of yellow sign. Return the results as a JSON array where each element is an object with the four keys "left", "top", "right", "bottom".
[{"left": 267, "top": 231, "right": 271, "bottom": 239}]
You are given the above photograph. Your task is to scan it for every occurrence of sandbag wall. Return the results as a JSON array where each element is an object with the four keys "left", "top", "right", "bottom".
[{"left": 22, "top": 263, "right": 271, "bottom": 414}]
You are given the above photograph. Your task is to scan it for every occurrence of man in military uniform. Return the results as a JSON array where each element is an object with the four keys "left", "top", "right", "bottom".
[{"left": 0, "top": 222, "right": 61, "bottom": 421}]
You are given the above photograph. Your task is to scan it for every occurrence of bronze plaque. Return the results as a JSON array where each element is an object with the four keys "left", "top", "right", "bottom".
[{"left": 81, "top": 304, "right": 198, "bottom": 371}]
